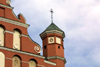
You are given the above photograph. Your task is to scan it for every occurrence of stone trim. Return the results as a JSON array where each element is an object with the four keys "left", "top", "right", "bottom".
[
  {"left": 6, "top": 57, "right": 29, "bottom": 64},
  {"left": 28, "top": 34, "right": 41, "bottom": 49},
  {"left": 0, "top": 4, "right": 13, "bottom": 9},
  {"left": 44, "top": 60, "right": 56, "bottom": 66},
  {"left": 5, "top": 57, "right": 12, "bottom": 60},
  {"left": 47, "top": 56, "right": 64, "bottom": 60},
  {"left": 47, "top": 56, "right": 66, "bottom": 63},
  {"left": 19, "top": 13, "right": 26, "bottom": 23},
  {"left": 20, "top": 34, "right": 28, "bottom": 37},
  {"left": 4, "top": 30, "right": 28, "bottom": 38},
  {"left": 0, "top": 47, "right": 45, "bottom": 59},
  {"left": 0, "top": 17, "right": 29, "bottom": 28},
  {"left": 5, "top": 57, "right": 46, "bottom": 67},
  {"left": 40, "top": 30, "right": 65, "bottom": 38},
  {"left": 12, "top": 11, "right": 20, "bottom": 20},
  {"left": 4, "top": 30, "right": 14, "bottom": 34}
]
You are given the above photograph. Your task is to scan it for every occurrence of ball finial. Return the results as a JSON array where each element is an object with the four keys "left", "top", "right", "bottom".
[{"left": 6, "top": 0, "right": 11, "bottom": 5}]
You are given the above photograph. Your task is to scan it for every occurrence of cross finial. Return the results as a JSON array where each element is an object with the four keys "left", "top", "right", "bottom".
[{"left": 50, "top": 9, "right": 54, "bottom": 23}]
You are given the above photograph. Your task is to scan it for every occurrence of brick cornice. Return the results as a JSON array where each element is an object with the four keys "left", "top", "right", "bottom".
[
  {"left": 44, "top": 60, "right": 56, "bottom": 66},
  {"left": 0, "top": 4, "right": 13, "bottom": 9},
  {"left": 47, "top": 56, "right": 67, "bottom": 63},
  {"left": 0, "top": 17, "right": 29, "bottom": 28},
  {"left": 4, "top": 30, "right": 14, "bottom": 34},
  {"left": 40, "top": 30, "right": 65, "bottom": 38}
]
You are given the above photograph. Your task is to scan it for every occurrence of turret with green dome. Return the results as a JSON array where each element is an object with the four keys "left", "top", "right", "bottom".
[{"left": 40, "top": 9, "right": 66, "bottom": 66}]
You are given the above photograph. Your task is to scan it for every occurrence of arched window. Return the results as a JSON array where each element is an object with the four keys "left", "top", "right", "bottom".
[
  {"left": 12, "top": 56, "right": 21, "bottom": 67},
  {"left": 0, "top": 52, "right": 5, "bottom": 67},
  {"left": 13, "top": 30, "right": 20, "bottom": 50},
  {"left": 0, "top": 26, "right": 4, "bottom": 46},
  {"left": 29, "top": 59, "right": 37, "bottom": 67}
]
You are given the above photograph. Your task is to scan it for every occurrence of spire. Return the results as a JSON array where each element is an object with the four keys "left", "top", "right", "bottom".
[
  {"left": 40, "top": 9, "right": 65, "bottom": 38},
  {"left": 50, "top": 9, "right": 54, "bottom": 23}
]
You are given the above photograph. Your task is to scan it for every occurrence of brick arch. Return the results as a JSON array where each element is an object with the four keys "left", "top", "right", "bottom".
[
  {"left": 13, "top": 28, "right": 22, "bottom": 34},
  {"left": 13, "top": 55, "right": 22, "bottom": 60},
  {"left": 29, "top": 59, "right": 37, "bottom": 64},
  {"left": 0, "top": 24, "right": 6, "bottom": 30},
  {"left": 29, "top": 59, "right": 37, "bottom": 67}
]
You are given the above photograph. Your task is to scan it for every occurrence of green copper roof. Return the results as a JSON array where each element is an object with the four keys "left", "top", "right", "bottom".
[
  {"left": 44, "top": 23, "right": 64, "bottom": 32},
  {"left": 40, "top": 22, "right": 65, "bottom": 38}
]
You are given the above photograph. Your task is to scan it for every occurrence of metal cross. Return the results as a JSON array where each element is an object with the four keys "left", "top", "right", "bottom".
[{"left": 50, "top": 9, "right": 54, "bottom": 23}]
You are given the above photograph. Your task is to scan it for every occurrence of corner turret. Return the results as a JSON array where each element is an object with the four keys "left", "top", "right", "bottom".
[{"left": 40, "top": 22, "right": 66, "bottom": 67}]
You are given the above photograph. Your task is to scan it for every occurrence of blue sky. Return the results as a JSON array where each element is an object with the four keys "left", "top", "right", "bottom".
[{"left": 10, "top": 0, "right": 100, "bottom": 67}]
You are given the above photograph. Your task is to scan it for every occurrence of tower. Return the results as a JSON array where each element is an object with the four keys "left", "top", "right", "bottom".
[
  {"left": 40, "top": 22, "right": 66, "bottom": 67},
  {"left": 40, "top": 9, "right": 66, "bottom": 67}
]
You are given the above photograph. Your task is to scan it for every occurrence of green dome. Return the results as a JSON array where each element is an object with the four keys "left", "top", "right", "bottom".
[
  {"left": 40, "top": 22, "right": 65, "bottom": 38},
  {"left": 45, "top": 23, "right": 64, "bottom": 32}
]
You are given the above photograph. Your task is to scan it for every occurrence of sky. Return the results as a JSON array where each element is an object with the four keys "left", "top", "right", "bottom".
[{"left": 10, "top": 0, "right": 100, "bottom": 67}]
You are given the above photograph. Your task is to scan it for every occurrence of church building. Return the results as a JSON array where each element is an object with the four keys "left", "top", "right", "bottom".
[{"left": 0, "top": 0, "right": 66, "bottom": 67}]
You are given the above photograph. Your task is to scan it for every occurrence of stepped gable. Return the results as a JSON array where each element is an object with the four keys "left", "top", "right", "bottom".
[{"left": 0, "top": 0, "right": 26, "bottom": 23}]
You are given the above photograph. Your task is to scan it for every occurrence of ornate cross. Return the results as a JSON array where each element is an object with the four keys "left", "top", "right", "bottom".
[{"left": 50, "top": 9, "right": 54, "bottom": 23}]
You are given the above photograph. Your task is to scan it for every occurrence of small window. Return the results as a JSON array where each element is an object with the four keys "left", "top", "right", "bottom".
[
  {"left": 44, "top": 45, "right": 46, "bottom": 49},
  {"left": 58, "top": 46, "right": 60, "bottom": 49}
]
